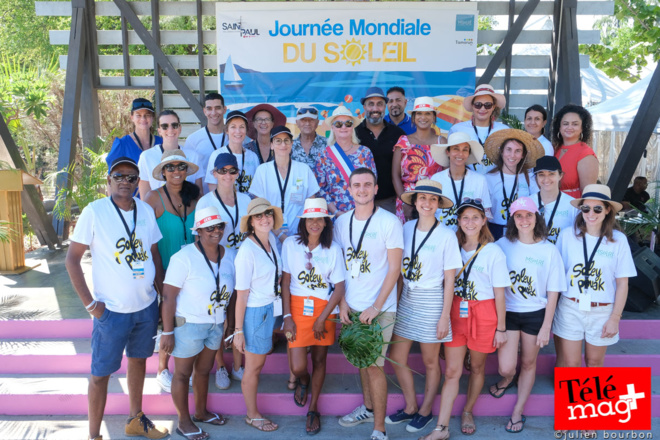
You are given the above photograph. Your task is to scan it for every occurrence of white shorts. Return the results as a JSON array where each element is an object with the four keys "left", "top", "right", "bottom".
[{"left": 552, "top": 295, "right": 619, "bottom": 347}]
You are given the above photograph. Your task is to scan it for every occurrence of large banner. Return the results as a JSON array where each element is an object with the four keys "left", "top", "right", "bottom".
[{"left": 216, "top": 2, "right": 478, "bottom": 131}]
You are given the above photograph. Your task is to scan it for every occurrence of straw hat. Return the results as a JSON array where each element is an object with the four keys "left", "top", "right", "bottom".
[
  {"left": 430, "top": 132, "right": 484, "bottom": 168},
  {"left": 407, "top": 97, "right": 436, "bottom": 115},
  {"left": 152, "top": 150, "right": 200, "bottom": 181},
  {"left": 463, "top": 84, "right": 506, "bottom": 112},
  {"left": 400, "top": 179, "right": 453, "bottom": 208},
  {"left": 570, "top": 184, "right": 623, "bottom": 213},
  {"left": 484, "top": 129, "right": 545, "bottom": 169},
  {"left": 240, "top": 197, "right": 284, "bottom": 233},
  {"left": 191, "top": 206, "right": 226, "bottom": 231},
  {"left": 326, "top": 105, "right": 358, "bottom": 126},
  {"left": 298, "top": 198, "right": 334, "bottom": 218}
]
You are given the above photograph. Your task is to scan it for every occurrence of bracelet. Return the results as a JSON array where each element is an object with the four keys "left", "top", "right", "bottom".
[
  {"left": 283, "top": 313, "right": 292, "bottom": 319},
  {"left": 496, "top": 329, "right": 507, "bottom": 333},
  {"left": 85, "top": 300, "right": 97, "bottom": 310},
  {"left": 223, "top": 330, "right": 243, "bottom": 343},
  {"left": 371, "top": 305, "right": 381, "bottom": 312},
  {"left": 161, "top": 331, "right": 174, "bottom": 336},
  {"left": 88, "top": 302, "right": 98, "bottom": 313}
]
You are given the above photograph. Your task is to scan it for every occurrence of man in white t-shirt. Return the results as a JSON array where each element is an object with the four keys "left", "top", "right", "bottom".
[
  {"left": 334, "top": 168, "right": 404, "bottom": 440},
  {"left": 65, "top": 157, "right": 168, "bottom": 440}
]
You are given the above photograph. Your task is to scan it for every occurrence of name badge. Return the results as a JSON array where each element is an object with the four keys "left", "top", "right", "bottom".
[
  {"left": 273, "top": 296, "right": 283, "bottom": 316},
  {"left": 303, "top": 298, "right": 314, "bottom": 316},
  {"left": 579, "top": 291, "right": 592, "bottom": 312},
  {"left": 350, "top": 261, "right": 360, "bottom": 279},
  {"left": 132, "top": 260, "right": 145, "bottom": 280},
  {"left": 459, "top": 300, "right": 469, "bottom": 318}
]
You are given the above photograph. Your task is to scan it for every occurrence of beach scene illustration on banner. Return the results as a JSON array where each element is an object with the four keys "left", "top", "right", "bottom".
[{"left": 217, "top": 2, "right": 478, "bottom": 130}]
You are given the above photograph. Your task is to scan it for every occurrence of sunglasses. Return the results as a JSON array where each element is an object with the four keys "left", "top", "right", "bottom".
[
  {"left": 579, "top": 205, "right": 605, "bottom": 214},
  {"left": 215, "top": 167, "right": 239, "bottom": 175},
  {"left": 163, "top": 163, "right": 188, "bottom": 172},
  {"left": 253, "top": 209, "right": 274, "bottom": 220},
  {"left": 462, "top": 197, "right": 483, "bottom": 204},
  {"left": 305, "top": 251, "right": 313, "bottom": 271},
  {"left": 472, "top": 102, "right": 494, "bottom": 110},
  {"left": 297, "top": 107, "right": 319, "bottom": 115},
  {"left": 159, "top": 122, "right": 180, "bottom": 130},
  {"left": 332, "top": 120, "right": 354, "bottom": 128},
  {"left": 201, "top": 224, "right": 225, "bottom": 232},
  {"left": 111, "top": 173, "right": 138, "bottom": 183}
]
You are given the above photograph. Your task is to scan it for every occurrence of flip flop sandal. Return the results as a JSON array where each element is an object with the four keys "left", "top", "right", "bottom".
[
  {"left": 505, "top": 416, "right": 526, "bottom": 433},
  {"left": 287, "top": 379, "right": 297, "bottom": 390},
  {"left": 245, "top": 417, "right": 279, "bottom": 432},
  {"left": 192, "top": 412, "right": 227, "bottom": 426},
  {"left": 489, "top": 376, "right": 517, "bottom": 398},
  {"left": 294, "top": 381, "right": 309, "bottom": 407},
  {"left": 461, "top": 411, "right": 476, "bottom": 436},
  {"left": 306, "top": 411, "right": 321, "bottom": 436},
  {"left": 176, "top": 426, "right": 209, "bottom": 440}
]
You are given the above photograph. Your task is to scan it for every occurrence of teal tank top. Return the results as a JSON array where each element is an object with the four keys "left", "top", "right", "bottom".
[{"left": 156, "top": 191, "right": 195, "bottom": 270}]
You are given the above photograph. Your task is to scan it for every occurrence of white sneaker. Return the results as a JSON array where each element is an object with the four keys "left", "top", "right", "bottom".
[
  {"left": 338, "top": 404, "right": 374, "bottom": 427},
  {"left": 230, "top": 364, "right": 244, "bottom": 381},
  {"left": 215, "top": 367, "right": 231, "bottom": 390},
  {"left": 370, "top": 430, "right": 389, "bottom": 440},
  {"left": 156, "top": 369, "right": 172, "bottom": 393}
]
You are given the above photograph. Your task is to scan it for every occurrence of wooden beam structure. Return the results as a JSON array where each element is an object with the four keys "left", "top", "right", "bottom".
[{"left": 607, "top": 63, "right": 660, "bottom": 201}]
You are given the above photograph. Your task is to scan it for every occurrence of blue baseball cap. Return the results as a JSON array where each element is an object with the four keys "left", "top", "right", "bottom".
[
  {"left": 270, "top": 125, "right": 293, "bottom": 140},
  {"left": 213, "top": 153, "right": 238, "bottom": 170},
  {"left": 360, "top": 87, "right": 389, "bottom": 105},
  {"left": 109, "top": 156, "right": 138, "bottom": 174},
  {"left": 225, "top": 110, "right": 248, "bottom": 125}
]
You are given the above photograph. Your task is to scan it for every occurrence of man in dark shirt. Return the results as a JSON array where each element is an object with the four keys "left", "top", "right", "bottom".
[
  {"left": 355, "top": 87, "right": 406, "bottom": 214},
  {"left": 622, "top": 176, "right": 650, "bottom": 213}
]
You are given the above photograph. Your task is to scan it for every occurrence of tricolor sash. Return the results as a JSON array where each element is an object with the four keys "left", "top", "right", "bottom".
[{"left": 326, "top": 143, "right": 355, "bottom": 184}]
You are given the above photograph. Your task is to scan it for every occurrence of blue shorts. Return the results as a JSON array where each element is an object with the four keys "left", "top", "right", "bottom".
[
  {"left": 171, "top": 321, "right": 224, "bottom": 359},
  {"left": 243, "top": 303, "right": 275, "bottom": 355},
  {"left": 91, "top": 299, "right": 159, "bottom": 377}
]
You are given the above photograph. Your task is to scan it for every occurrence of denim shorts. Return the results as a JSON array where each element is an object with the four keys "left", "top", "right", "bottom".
[
  {"left": 243, "top": 303, "right": 275, "bottom": 355},
  {"left": 171, "top": 321, "right": 224, "bottom": 359},
  {"left": 91, "top": 299, "right": 159, "bottom": 377}
]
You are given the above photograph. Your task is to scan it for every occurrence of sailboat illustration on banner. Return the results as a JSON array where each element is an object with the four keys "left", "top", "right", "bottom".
[{"left": 223, "top": 55, "right": 244, "bottom": 88}]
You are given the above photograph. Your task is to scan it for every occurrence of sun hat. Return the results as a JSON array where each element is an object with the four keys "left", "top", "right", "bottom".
[
  {"left": 245, "top": 104, "right": 286, "bottom": 127},
  {"left": 213, "top": 153, "right": 238, "bottom": 171},
  {"left": 240, "top": 197, "right": 284, "bottom": 233},
  {"left": 131, "top": 98, "right": 154, "bottom": 113},
  {"left": 407, "top": 97, "right": 436, "bottom": 115},
  {"left": 509, "top": 196, "right": 539, "bottom": 216},
  {"left": 456, "top": 198, "right": 486, "bottom": 215},
  {"left": 570, "top": 184, "right": 623, "bottom": 213},
  {"left": 430, "top": 132, "right": 484, "bottom": 168},
  {"left": 326, "top": 105, "right": 358, "bottom": 126},
  {"left": 152, "top": 149, "right": 200, "bottom": 181},
  {"left": 360, "top": 86, "right": 389, "bottom": 105},
  {"left": 534, "top": 156, "right": 563, "bottom": 174},
  {"left": 463, "top": 84, "right": 506, "bottom": 112},
  {"left": 225, "top": 110, "right": 248, "bottom": 125},
  {"left": 400, "top": 179, "right": 453, "bottom": 208},
  {"left": 296, "top": 107, "right": 319, "bottom": 120},
  {"left": 109, "top": 156, "right": 139, "bottom": 174},
  {"left": 297, "top": 198, "right": 334, "bottom": 219},
  {"left": 270, "top": 125, "right": 293, "bottom": 140},
  {"left": 484, "top": 129, "right": 545, "bottom": 169},
  {"left": 191, "top": 206, "right": 226, "bottom": 231}
]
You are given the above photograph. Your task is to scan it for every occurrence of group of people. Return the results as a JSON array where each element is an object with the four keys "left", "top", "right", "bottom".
[{"left": 65, "top": 84, "right": 637, "bottom": 440}]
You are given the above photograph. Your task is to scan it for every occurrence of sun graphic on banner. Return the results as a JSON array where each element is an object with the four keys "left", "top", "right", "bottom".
[{"left": 340, "top": 39, "right": 367, "bottom": 66}]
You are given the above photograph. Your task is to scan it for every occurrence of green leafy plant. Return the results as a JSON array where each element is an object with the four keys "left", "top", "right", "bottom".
[
  {"left": 500, "top": 112, "right": 524, "bottom": 130},
  {"left": 620, "top": 198, "right": 660, "bottom": 239},
  {"left": 47, "top": 148, "right": 108, "bottom": 222},
  {"left": 0, "top": 220, "right": 13, "bottom": 243}
]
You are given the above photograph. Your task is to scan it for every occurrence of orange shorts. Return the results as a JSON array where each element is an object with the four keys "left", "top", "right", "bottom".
[
  {"left": 444, "top": 298, "right": 497, "bottom": 353},
  {"left": 288, "top": 295, "right": 337, "bottom": 348}
]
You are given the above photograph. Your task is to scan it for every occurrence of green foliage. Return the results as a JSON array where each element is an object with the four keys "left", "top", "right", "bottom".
[
  {"left": 478, "top": 16, "right": 499, "bottom": 56},
  {"left": 621, "top": 197, "right": 660, "bottom": 238},
  {"left": 0, "top": 220, "right": 13, "bottom": 244},
  {"left": 500, "top": 112, "right": 524, "bottom": 130},
  {"left": 48, "top": 148, "right": 109, "bottom": 221},
  {"left": 580, "top": 0, "right": 660, "bottom": 83}
]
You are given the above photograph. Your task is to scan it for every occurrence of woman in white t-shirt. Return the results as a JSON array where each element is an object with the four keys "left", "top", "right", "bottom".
[
  {"left": 430, "top": 132, "right": 491, "bottom": 230},
  {"left": 530, "top": 156, "right": 579, "bottom": 244},
  {"left": 250, "top": 126, "right": 320, "bottom": 247},
  {"left": 421, "top": 199, "right": 509, "bottom": 440},
  {"left": 160, "top": 206, "right": 235, "bottom": 439},
  {"left": 553, "top": 185, "right": 636, "bottom": 367},
  {"left": 281, "top": 198, "right": 345, "bottom": 435},
  {"left": 524, "top": 105, "right": 554, "bottom": 156},
  {"left": 490, "top": 197, "right": 565, "bottom": 433},
  {"left": 484, "top": 129, "right": 544, "bottom": 240},
  {"left": 386, "top": 180, "right": 462, "bottom": 433},
  {"left": 205, "top": 110, "right": 259, "bottom": 195},
  {"left": 233, "top": 198, "right": 284, "bottom": 433}
]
